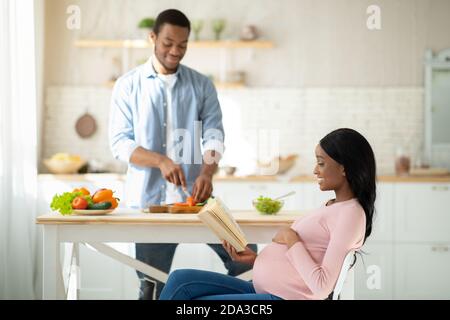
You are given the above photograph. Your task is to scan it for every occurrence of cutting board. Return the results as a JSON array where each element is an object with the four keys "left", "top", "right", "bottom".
[{"left": 148, "top": 205, "right": 203, "bottom": 214}]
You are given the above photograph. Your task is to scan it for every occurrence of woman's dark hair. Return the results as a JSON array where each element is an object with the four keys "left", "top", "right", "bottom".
[
  {"left": 153, "top": 9, "right": 191, "bottom": 35},
  {"left": 319, "top": 128, "right": 376, "bottom": 244}
]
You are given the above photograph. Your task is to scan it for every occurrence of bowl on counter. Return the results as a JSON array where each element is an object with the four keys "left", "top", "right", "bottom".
[
  {"left": 220, "top": 166, "right": 237, "bottom": 176},
  {"left": 44, "top": 154, "right": 86, "bottom": 174},
  {"left": 257, "top": 154, "right": 298, "bottom": 175},
  {"left": 252, "top": 197, "right": 284, "bottom": 215}
]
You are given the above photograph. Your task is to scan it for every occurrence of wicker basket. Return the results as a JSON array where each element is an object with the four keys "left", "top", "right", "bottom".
[{"left": 44, "top": 158, "right": 86, "bottom": 174}]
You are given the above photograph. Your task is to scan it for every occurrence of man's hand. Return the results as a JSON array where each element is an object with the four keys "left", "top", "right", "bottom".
[
  {"left": 272, "top": 227, "right": 301, "bottom": 248},
  {"left": 222, "top": 241, "right": 257, "bottom": 266},
  {"left": 192, "top": 173, "right": 213, "bottom": 202},
  {"left": 158, "top": 156, "right": 186, "bottom": 188}
]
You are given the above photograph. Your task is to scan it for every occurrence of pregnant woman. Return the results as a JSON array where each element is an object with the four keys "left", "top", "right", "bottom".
[{"left": 159, "top": 128, "right": 377, "bottom": 300}]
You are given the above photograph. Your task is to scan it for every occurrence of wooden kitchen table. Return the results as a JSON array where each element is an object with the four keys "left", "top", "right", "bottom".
[{"left": 36, "top": 209, "right": 305, "bottom": 300}]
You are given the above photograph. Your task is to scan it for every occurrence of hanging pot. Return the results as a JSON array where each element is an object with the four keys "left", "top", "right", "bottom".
[{"left": 75, "top": 112, "right": 97, "bottom": 138}]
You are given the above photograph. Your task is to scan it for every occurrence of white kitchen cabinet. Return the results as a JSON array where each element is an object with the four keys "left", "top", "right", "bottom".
[
  {"left": 370, "top": 183, "right": 394, "bottom": 242},
  {"left": 352, "top": 184, "right": 394, "bottom": 299},
  {"left": 394, "top": 183, "right": 450, "bottom": 242},
  {"left": 354, "top": 243, "right": 394, "bottom": 300},
  {"left": 301, "top": 183, "right": 335, "bottom": 210},
  {"left": 394, "top": 243, "right": 450, "bottom": 299},
  {"left": 355, "top": 183, "right": 395, "bottom": 300}
]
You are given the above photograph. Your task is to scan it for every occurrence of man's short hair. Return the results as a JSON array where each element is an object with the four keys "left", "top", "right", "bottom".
[{"left": 153, "top": 9, "right": 191, "bottom": 34}]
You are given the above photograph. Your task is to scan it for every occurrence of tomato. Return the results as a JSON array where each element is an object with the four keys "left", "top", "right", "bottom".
[
  {"left": 92, "top": 189, "right": 114, "bottom": 203},
  {"left": 186, "top": 196, "right": 196, "bottom": 206},
  {"left": 73, "top": 187, "right": 90, "bottom": 196},
  {"left": 72, "top": 196, "right": 88, "bottom": 209}
]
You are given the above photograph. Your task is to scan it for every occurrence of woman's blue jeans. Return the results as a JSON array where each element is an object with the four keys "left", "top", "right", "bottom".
[{"left": 159, "top": 269, "right": 283, "bottom": 300}]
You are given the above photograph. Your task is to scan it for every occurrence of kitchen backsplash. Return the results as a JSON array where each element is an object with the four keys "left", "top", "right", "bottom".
[{"left": 43, "top": 86, "right": 425, "bottom": 175}]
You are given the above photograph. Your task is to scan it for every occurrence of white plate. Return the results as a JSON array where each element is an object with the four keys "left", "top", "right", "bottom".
[{"left": 72, "top": 209, "right": 115, "bottom": 215}]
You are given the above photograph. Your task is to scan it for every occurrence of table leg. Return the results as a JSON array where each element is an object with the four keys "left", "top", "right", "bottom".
[
  {"left": 43, "top": 225, "right": 64, "bottom": 299},
  {"left": 73, "top": 242, "right": 80, "bottom": 300}
]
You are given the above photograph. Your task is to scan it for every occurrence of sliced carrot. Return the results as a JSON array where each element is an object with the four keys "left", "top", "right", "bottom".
[
  {"left": 174, "top": 202, "right": 189, "bottom": 207},
  {"left": 186, "top": 196, "right": 196, "bottom": 206}
]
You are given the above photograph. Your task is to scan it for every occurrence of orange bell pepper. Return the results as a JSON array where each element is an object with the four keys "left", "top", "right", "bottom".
[
  {"left": 73, "top": 187, "right": 90, "bottom": 196},
  {"left": 109, "top": 197, "right": 119, "bottom": 209},
  {"left": 92, "top": 189, "right": 114, "bottom": 203}
]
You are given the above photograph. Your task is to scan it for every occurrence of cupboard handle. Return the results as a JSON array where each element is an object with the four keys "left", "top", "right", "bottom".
[
  {"left": 431, "top": 185, "right": 449, "bottom": 191},
  {"left": 431, "top": 245, "right": 449, "bottom": 252}
]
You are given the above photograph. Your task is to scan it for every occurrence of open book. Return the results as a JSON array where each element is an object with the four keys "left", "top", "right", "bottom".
[{"left": 198, "top": 197, "right": 248, "bottom": 252}]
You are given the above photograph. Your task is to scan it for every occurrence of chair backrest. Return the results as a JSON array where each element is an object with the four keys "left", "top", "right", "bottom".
[{"left": 332, "top": 250, "right": 356, "bottom": 300}]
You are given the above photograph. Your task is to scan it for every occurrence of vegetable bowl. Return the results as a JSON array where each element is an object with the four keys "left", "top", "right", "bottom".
[
  {"left": 252, "top": 196, "right": 284, "bottom": 215},
  {"left": 50, "top": 187, "right": 119, "bottom": 215}
]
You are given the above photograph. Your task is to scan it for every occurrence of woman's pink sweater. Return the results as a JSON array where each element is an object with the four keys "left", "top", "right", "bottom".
[{"left": 253, "top": 198, "right": 366, "bottom": 300}]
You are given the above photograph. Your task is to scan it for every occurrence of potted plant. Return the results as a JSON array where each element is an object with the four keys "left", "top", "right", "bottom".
[
  {"left": 191, "top": 19, "right": 204, "bottom": 41},
  {"left": 137, "top": 17, "right": 155, "bottom": 39},
  {"left": 212, "top": 19, "right": 226, "bottom": 41}
]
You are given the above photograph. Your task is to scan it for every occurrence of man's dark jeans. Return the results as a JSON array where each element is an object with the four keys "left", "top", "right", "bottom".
[{"left": 136, "top": 243, "right": 258, "bottom": 300}]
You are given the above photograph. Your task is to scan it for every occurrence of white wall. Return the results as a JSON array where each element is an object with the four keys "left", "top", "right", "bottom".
[{"left": 44, "top": 0, "right": 450, "bottom": 87}]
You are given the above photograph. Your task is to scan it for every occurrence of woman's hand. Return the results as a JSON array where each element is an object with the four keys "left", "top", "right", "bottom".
[
  {"left": 222, "top": 241, "right": 257, "bottom": 266},
  {"left": 272, "top": 227, "right": 301, "bottom": 248}
]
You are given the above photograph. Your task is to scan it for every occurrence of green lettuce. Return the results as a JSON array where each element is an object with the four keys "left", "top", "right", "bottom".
[{"left": 50, "top": 191, "right": 93, "bottom": 215}]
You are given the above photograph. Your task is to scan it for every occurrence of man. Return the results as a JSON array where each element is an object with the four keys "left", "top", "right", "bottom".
[{"left": 109, "top": 9, "right": 256, "bottom": 300}]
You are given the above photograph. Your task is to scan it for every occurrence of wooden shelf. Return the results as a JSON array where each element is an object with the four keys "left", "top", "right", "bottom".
[
  {"left": 105, "top": 81, "right": 116, "bottom": 88},
  {"left": 78, "top": 39, "right": 272, "bottom": 87},
  {"left": 214, "top": 81, "right": 246, "bottom": 89},
  {"left": 75, "top": 39, "right": 273, "bottom": 49}
]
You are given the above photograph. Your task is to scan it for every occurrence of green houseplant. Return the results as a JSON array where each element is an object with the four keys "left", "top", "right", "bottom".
[
  {"left": 138, "top": 17, "right": 155, "bottom": 29},
  {"left": 137, "top": 17, "right": 155, "bottom": 39}
]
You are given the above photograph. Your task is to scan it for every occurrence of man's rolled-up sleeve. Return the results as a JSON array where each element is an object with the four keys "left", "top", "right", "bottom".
[
  {"left": 109, "top": 78, "right": 139, "bottom": 163},
  {"left": 200, "top": 79, "right": 225, "bottom": 155}
]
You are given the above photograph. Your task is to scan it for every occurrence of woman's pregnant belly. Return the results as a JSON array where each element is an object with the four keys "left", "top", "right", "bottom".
[{"left": 252, "top": 242, "right": 311, "bottom": 299}]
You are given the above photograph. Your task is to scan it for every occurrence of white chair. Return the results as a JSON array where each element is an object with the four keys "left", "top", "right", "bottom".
[{"left": 331, "top": 250, "right": 356, "bottom": 300}]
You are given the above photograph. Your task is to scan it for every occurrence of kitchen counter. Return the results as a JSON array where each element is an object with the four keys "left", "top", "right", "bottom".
[
  {"left": 38, "top": 173, "right": 450, "bottom": 183},
  {"left": 290, "top": 175, "right": 450, "bottom": 183},
  {"left": 38, "top": 173, "right": 126, "bottom": 181}
]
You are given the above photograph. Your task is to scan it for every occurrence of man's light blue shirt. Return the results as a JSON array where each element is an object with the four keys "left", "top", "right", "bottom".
[{"left": 109, "top": 58, "right": 224, "bottom": 208}]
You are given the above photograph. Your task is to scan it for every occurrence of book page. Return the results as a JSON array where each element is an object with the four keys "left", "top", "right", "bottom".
[
  {"left": 207, "top": 199, "right": 247, "bottom": 245},
  {"left": 198, "top": 211, "right": 246, "bottom": 252},
  {"left": 198, "top": 197, "right": 248, "bottom": 252},
  {"left": 209, "top": 210, "right": 245, "bottom": 246},
  {"left": 213, "top": 198, "right": 246, "bottom": 238}
]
